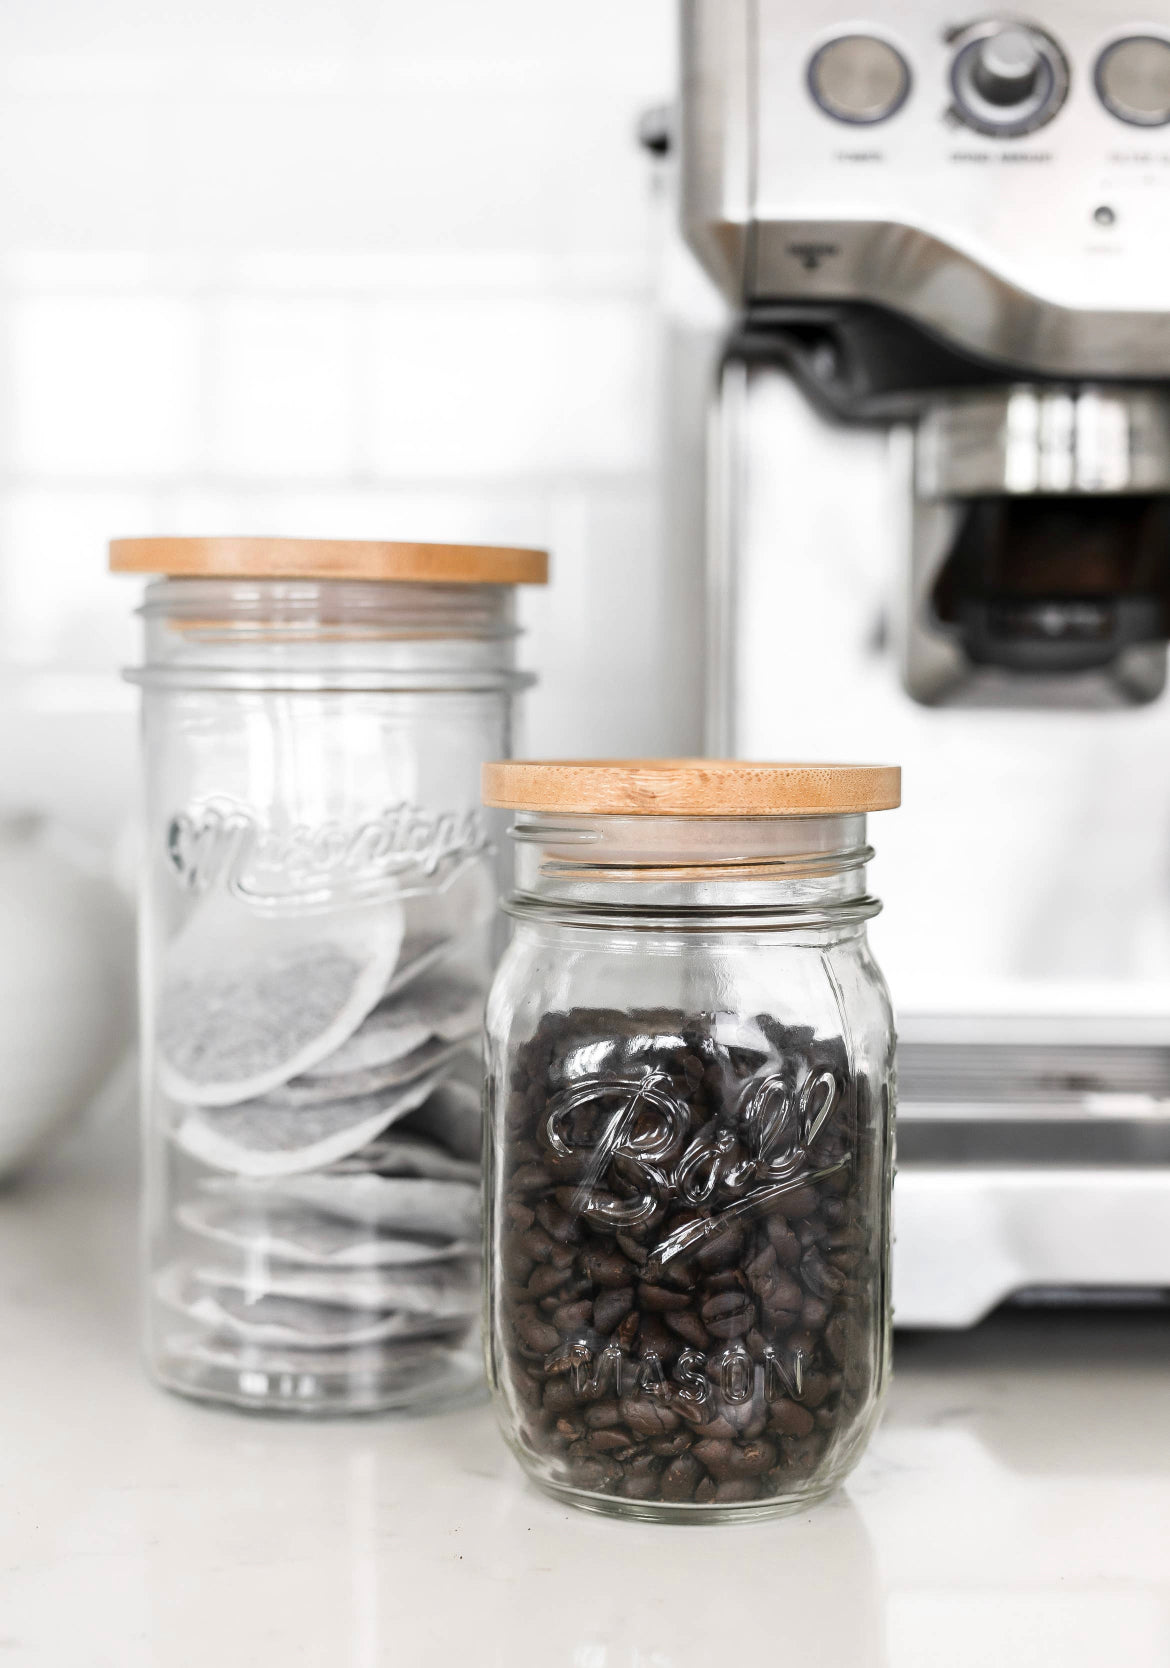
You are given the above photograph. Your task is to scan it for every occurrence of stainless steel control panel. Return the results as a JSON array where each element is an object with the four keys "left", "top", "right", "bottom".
[{"left": 681, "top": 2, "right": 1170, "bottom": 373}]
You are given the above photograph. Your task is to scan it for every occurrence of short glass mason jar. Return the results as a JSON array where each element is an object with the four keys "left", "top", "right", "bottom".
[
  {"left": 111, "top": 536, "right": 546, "bottom": 1415},
  {"left": 481, "top": 760, "right": 900, "bottom": 1522}
]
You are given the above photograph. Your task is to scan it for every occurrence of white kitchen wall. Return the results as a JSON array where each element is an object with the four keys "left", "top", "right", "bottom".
[{"left": 0, "top": 0, "right": 709, "bottom": 842}]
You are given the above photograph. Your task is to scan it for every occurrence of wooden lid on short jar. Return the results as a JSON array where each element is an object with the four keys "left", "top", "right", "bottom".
[
  {"left": 482, "top": 759, "right": 901, "bottom": 817},
  {"left": 109, "top": 536, "right": 549, "bottom": 586}
]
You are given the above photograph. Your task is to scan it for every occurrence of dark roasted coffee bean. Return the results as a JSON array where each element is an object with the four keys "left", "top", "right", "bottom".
[
  {"left": 511, "top": 1163, "right": 553, "bottom": 1195},
  {"left": 764, "top": 1215, "right": 802, "bottom": 1267},
  {"left": 714, "top": 1478, "right": 761, "bottom": 1504},
  {"left": 636, "top": 1312, "right": 675, "bottom": 1360},
  {"left": 649, "top": 1430, "right": 693, "bottom": 1458},
  {"left": 593, "top": 1286, "right": 635, "bottom": 1334},
  {"left": 664, "top": 1310, "right": 709, "bottom": 1350},
  {"left": 730, "top": 1438, "right": 775, "bottom": 1477},
  {"left": 527, "top": 1263, "right": 569, "bottom": 1300},
  {"left": 767, "top": 1399, "right": 815, "bottom": 1438},
  {"left": 616, "top": 1232, "right": 650, "bottom": 1266},
  {"left": 514, "top": 1307, "right": 561, "bottom": 1355},
  {"left": 619, "top": 1396, "right": 680, "bottom": 1440},
  {"left": 699, "top": 1288, "right": 755, "bottom": 1339},
  {"left": 543, "top": 1379, "right": 578, "bottom": 1416},
  {"left": 583, "top": 1399, "right": 623, "bottom": 1429},
  {"left": 660, "top": 1451, "right": 703, "bottom": 1502},
  {"left": 565, "top": 1449, "right": 620, "bottom": 1493},
  {"left": 637, "top": 1282, "right": 691, "bottom": 1311},
  {"left": 824, "top": 1312, "right": 853, "bottom": 1367},
  {"left": 693, "top": 1475, "right": 717, "bottom": 1505},
  {"left": 502, "top": 1244, "right": 535, "bottom": 1282},
  {"left": 519, "top": 1227, "right": 557, "bottom": 1265},
  {"left": 692, "top": 1437, "right": 735, "bottom": 1480},
  {"left": 800, "top": 1294, "right": 831, "bottom": 1332},
  {"left": 553, "top": 1299, "right": 593, "bottom": 1331},
  {"left": 580, "top": 1251, "right": 632, "bottom": 1289},
  {"left": 588, "top": 1428, "right": 631, "bottom": 1453},
  {"left": 624, "top": 1451, "right": 660, "bottom": 1481},
  {"left": 695, "top": 1224, "right": 744, "bottom": 1272},
  {"left": 779, "top": 1185, "right": 819, "bottom": 1220},
  {"left": 617, "top": 1474, "right": 660, "bottom": 1501},
  {"left": 536, "top": 1199, "right": 583, "bottom": 1245},
  {"left": 617, "top": 1309, "right": 640, "bottom": 1351}
]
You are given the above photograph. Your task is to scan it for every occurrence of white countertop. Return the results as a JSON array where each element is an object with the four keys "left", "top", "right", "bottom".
[{"left": 3, "top": 1114, "right": 1169, "bottom": 1668}]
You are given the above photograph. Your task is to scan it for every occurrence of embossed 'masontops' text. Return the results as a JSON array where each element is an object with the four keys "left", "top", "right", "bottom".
[{"left": 166, "top": 796, "right": 491, "bottom": 908}]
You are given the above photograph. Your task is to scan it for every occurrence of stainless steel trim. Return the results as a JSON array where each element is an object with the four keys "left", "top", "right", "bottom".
[
  {"left": 704, "top": 357, "right": 747, "bottom": 754},
  {"left": 894, "top": 1167, "right": 1170, "bottom": 1326},
  {"left": 899, "top": 1039, "right": 1170, "bottom": 1108},
  {"left": 679, "top": 0, "right": 753, "bottom": 305},
  {"left": 681, "top": 1, "right": 1170, "bottom": 375},
  {"left": 750, "top": 219, "right": 1170, "bottom": 378},
  {"left": 917, "top": 386, "right": 1170, "bottom": 498}
]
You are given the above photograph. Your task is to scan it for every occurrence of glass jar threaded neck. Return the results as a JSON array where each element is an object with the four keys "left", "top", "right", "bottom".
[{"left": 506, "top": 811, "right": 880, "bottom": 931}]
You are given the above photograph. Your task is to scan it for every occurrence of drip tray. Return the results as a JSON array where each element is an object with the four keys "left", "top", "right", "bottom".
[
  {"left": 898, "top": 1118, "right": 1170, "bottom": 1165},
  {"left": 897, "top": 1039, "right": 1170, "bottom": 1122}
]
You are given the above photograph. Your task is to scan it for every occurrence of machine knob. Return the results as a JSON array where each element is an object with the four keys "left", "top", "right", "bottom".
[
  {"left": 807, "top": 35, "right": 911, "bottom": 125},
  {"left": 1096, "top": 36, "right": 1170, "bottom": 128},
  {"left": 971, "top": 27, "right": 1041, "bottom": 106},
  {"left": 950, "top": 22, "right": 1068, "bottom": 137}
]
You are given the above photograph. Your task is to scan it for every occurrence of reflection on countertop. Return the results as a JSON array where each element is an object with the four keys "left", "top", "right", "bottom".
[{"left": 1, "top": 1117, "right": 1168, "bottom": 1668}]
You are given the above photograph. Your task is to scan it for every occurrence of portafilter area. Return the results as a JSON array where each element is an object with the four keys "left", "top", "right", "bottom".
[{"left": 907, "top": 386, "right": 1170, "bottom": 704}]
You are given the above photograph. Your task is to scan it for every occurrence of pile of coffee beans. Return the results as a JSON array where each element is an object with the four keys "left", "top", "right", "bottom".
[{"left": 491, "top": 1006, "right": 885, "bottom": 1509}]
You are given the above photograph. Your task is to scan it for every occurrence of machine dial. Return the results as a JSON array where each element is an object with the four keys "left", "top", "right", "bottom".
[
  {"left": 1096, "top": 36, "right": 1170, "bottom": 127},
  {"left": 950, "top": 22, "right": 1069, "bottom": 137},
  {"left": 808, "top": 35, "right": 911, "bottom": 125}
]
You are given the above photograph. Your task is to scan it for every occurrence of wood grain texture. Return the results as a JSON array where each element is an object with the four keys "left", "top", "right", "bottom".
[
  {"left": 109, "top": 536, "right": 549, "bottom": 585},
  {"left": 482, "top": 759, "right": 901, "bottom": 816}
]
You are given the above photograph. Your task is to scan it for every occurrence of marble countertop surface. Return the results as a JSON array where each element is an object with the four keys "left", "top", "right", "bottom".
[{"left": 3, "top": 1116, "right": 1169, "bottom": 1668}]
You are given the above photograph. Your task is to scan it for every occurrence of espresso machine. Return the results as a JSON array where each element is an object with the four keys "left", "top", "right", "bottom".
[{"left": 677, "top": 1, "right": 1170, "bottom": 1323}]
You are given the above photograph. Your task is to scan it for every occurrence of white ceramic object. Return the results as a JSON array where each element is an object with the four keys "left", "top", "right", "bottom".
[{"left": 0, "top": 814, "right": 134, "bottom": 1178}]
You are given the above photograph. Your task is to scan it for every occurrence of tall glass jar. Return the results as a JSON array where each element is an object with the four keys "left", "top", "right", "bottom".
[
  {"left": 111, "top": 536, "right": 547, "bottom": 1414},
  {"left": 481, "top": 760, "right": 900, "bottom": 1521}
]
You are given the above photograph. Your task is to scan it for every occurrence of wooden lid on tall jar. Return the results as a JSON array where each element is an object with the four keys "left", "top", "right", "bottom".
[{"left": 109, "top": 536, "right": 549, "bottom": 586}]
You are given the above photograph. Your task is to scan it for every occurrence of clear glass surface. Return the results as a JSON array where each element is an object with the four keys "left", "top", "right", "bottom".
[
  {"left": 485, "top": 813, "right": 895, "bottom": 1520},
  {"left": 135, "top": 578, "right": 525, "bottom": 1413}
]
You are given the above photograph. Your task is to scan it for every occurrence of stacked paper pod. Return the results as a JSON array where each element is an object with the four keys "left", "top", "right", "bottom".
[{"left": 155, "top": 860, "right": 492, "bottom": 1400}]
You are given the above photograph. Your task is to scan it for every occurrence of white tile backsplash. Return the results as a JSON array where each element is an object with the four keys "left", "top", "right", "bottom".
[
  {"left": 369, "top": 296, "right": 657, "bottom": 479},
  {"left": 0, "top": 0, "right": 699, "bottom": 837},
  {"left": 10, "top": 296, "right": 201, "bottom": 477},
  {"left": 209, "top": 298, "right": 357, "bottom": 478}
]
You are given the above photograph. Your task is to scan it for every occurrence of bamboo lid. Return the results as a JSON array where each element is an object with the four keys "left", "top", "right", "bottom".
[
  {"left": 483, "top": 760, "right": 901, "bottom": 817},
  {"left": 108, "top": 536, "right": 548, "bottom": 585}
]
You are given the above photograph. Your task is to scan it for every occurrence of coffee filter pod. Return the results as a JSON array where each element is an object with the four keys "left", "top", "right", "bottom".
[
  {"left": 398, "top": 1075, "right": 482, "bottom": 1163},
  {"left": 165, "top": 1330, "right": 473, "bottom": 1388},
  {"left": 191, "top": 1257, "right": 480, "bottom": 1317},
  {"left": 306, "top": 972, "right": 482, "bottom": 1080},
  {"left": 324, "top": 1130, "right": 479, "bottom": 1183},
  {"left": 157, "top": 890, "right": 405, "bottom": 1107},
  {"left": 173, "top": 1068, "right": 444, "bottom": 1178},
  {"left": 212, "top": 1173, "right": 481, "bottom": 1238},
  {"left": 260, "top": 1037, "right": 476, "bottom": 1111},
  {"left": 178, "top": 1194, "right": 473, "bottom": 1268},
  {"left": 156, "top": 1264, "right": 465, "bottom": 1348}
]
